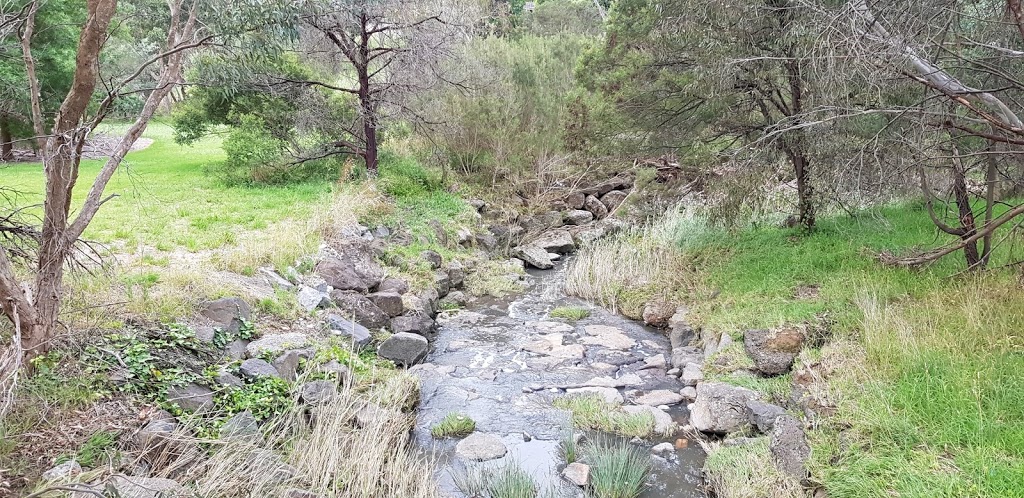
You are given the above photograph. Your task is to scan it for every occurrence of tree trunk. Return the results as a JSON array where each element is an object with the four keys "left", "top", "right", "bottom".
[
  {"left": 950, "top": 160, "right": 982, "bottom": 269},
  {"left": 793, "top": 148, "right": 815, "bottom": 230},
  {"left": 356, "top": 15, "right": 378, "bottom": 175},
  {"left": 20, "top": 0, "right": 46, "bottom": 152},
  {"left": 784, "top": 58, "right": 814, "bottom": 230},
  {"left": 0, "top": 116, "right": 12, "bottom": 161}
]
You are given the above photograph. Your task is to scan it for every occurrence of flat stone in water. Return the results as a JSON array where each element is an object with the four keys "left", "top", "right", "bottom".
[
  {"left": 566, "top": 386, "right": 623, "bottom": 404},
  {"left": 635, "top": 389, "right": 685, "bottom": 406},
  {"left": 455, "top": 432, "right": 508, "bottom": 461},
  {"left": 580, "top": 325, "right": 636, "bottom": 350}
]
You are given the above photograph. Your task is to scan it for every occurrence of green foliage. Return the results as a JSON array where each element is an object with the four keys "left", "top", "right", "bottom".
[
  {"left": 216, "top": 376, "right": 292, "bottom": 421},
  {"left": 553, "top": 394, "right": 654, "bottom": 438},
  {"left": 212, "top": 319, "right": 257, "bottom": 349},
  {"left": 314, "top": 340, "right": 394, "bottom": 375},
  {"left": 548, "top": 306, "right": 590, "bottom": 321},
  {"left": 67, "top": 431, "right": 119, "bottom": 468},
  {"left": 378, "top": 154, "right": 446, "bottom": 199},
  {"left": 586, "top": 440, "right": 651, "bottom": 498},
  {"left": 559, "top": 430, "right": 579, "bottom": 464},
  {"left": 487, "top": 462, "right": 539, "bottom": 498},
  {"left": 430, "top": 413, "right": 476, "bottom": 438}
]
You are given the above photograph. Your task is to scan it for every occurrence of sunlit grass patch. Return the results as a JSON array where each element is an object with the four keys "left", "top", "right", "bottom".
[
  {"left": 549, "top": 306, "right": 590, "bottom": 321},
  {"left": 553, "top": 394, "right": 654, "bottom": 438},
  {"left": 430, "top": 413, "right": 476, "bottom": 438},
  {"left": 587, "top": 439, "right": 651, "bottom": 498}
]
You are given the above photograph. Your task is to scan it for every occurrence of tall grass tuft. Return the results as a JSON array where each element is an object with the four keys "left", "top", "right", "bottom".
[
  {"left": 587, "top": 439, "right": 651, "bottom": 498},
  {"left": 487, "top": 461, "right": 539, "bottom": 498}
]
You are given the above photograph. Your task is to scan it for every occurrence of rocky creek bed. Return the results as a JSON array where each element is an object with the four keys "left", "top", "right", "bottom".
[{"left": 411, "top": 261, "right": 707, "bottom": 497}]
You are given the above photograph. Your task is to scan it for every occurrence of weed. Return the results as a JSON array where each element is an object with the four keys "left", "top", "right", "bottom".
[
  {"left": 487, "top": 461, "right": 538, "bottom": 498},
  {"left": 586, "top": 439, "right": 651, "bottom": 498},
  {"left": 559, "top": 430, "right": 579, "bottom": 464},
  {"left": 430, "top": 413, "right": 476, "bottom": 438},
  {"left": 68, "top": 430, "right": 119, "bottom": 468},
  {"left": 453, "top": 464, "right": 489, "bottom": 497},
  {"left": 216, "top": 376, "right": 292, "bottom": 421},
  {"left": 549, "top": 306, "right": 590, "bottom": 321}
]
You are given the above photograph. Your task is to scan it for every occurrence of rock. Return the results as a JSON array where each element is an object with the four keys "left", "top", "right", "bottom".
[
  {"left": 193, "top": 326, "right": 216, "bottom": 344},
  {"left": 566, "top": 192, "right": 586, "bottom": 210},
  {"left": 566, "top": 386, "right": 624, "bottom": 404},
  {"left": 718, "top": 333, "right": 734, "bottom": 351},
  {"left": 73, "top": 477, "right": 186, "bottom": 498},
  {"left": 220, "top": 411, "right": 261, "bottom": 439},
  {"left": 578, "top": 372, "right": 643, "bottom": 388},
  {"left": 377, "top": 332, "right": 429, "bottom": 366},
  {"left": 770, "top": 414, "right": 810, "bottom": 478},
  {"left": 391, "top": 314, "right": 436, "bottom": 339},
  {"left": 239, "top": 358, "right": 281, "bottom": 380},
  {"left": 300, "top": 380, "right": 337, "bottom": 404},
  {"left": 623, "top": 405, "right": 675, "bottom": 435},
  {"left": 748, "top": 400, "right": 787, "bottom": 433},
  {"left": 667, "top": 368, "right": 680, "bottom": 376},
  {"left": 744, "top": 328, "right": 805, "bottom": 375},
  {"left": 259, "top": 267, "right": 294, "bottom": 290},
  {"left": 642, "top": 354, "right": 667, "bottom": 369},
  {"left": 326, "top": 313, "right": 372, "bottom": 347},
  {"left": 642, "top": 300, "right": 676, "bottom": 328},
  {"left": 468, "top": 199, "right": 487, "bottom": 213},
  {"left": 564, "top": 209, "right": 594, "bottom": 226},
  {"left": 512, "top": 244, "right": 554, "bottom": 269},
  {"left": 319, "top": 360, "right": 352, "bottom": 385},
  {"left": 635, "top": 389, "right": 685, "bottom": 406},
  {"left": 455, "top": 433, "right": 507, "bottom": 461},
  {"left": 532, "top": 229, "right": 576, "bottom": 254},
  {"left": 273, "top": 349, "right": 310, "bottom": 381},
  {"left": 448, "top": 260, "right": 465, "bottom": 288},
  {"left": 671, "top": 345, "right": 703, "bottom": 370},
  {"left": 374, "top": 225, "right": 391, "bottom": 238},
  {"left": 166, "top": 383, "right": 215, "bottom": 413},
  {"left": 651, "top": 442, "right": 675, "bottom": 455},
  {"left": 690, "top": 382, "right": 761, "bottom": 434},
  {"left": 213, "top": 370, "right": 244, "bottom": 388},
  {"left": 580, "top": 325, "right": 636, "bottom": 350},
  {"left": 378, "top": 278, "right": 410, "bottom": 295},
  {"left": 440, "top": 290, "right": 468, "bottom": 309},
  {"left": 456, "top": 228, "right": 475, "bottom": 247},
  {"left": 316, "top": 241, "right": 385, "bottom": 292},
  {"left": 428, "top": 220, "right": 449, "bottom": 247},
  {"left": 419, "top": 288, "right": 441, "bottom": 317},
  {"left": 330, "top": 290, "right": 390, "bottom": 330},
  {"left": 42, "top": 460, "right": 82, "bottom": 481},
  {"left": 680, "top": 386, "right": 697, "bottom": 400},
  {"left": 199, "top": 297, "right": 251, "bottom": 334},
  {"left": 434, "top": 270, "right": 452, "bottom": 298},
  {"left": 136, "top": 419, "right": 177, "bottom": 449},
  {"left": 584, "top": 195, "right": 608, "bottom": 219},
  {"left": 681, "top": 362, "right": 703, "bottom": 387},
  {"left": 353, "top": 404, "right": 403, "bottom": 428},
  {"left": 538, "top": 210, "right": 564, "bottom": 229},
  {"left": 421, "top": 250, "right": 443, "bottom": 269},
  {"left": 297, "top": 286, "right": 330, "bottom": 312},
  {"left": 246, "top": 332, "right": 310, "bottom": 358},
  {"left": 367, "top": 291, "right": 404, "bottom": 317},
  {"left": 562, "top": 462, "right": 590, "bottom": 487},
  {"left": 475, "top": 232, "right": 498, "bottom": 251},
  {"left": 245, "top": 449, "right": 297, "bottom": 484},
  {"left": 600, "top": 190, "right": 629, "bottom": 212}
]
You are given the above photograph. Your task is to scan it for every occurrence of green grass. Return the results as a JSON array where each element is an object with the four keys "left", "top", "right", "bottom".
[
  {"left": 549, "top": 306, "right": 590, "bottom": 320},
  {"left": 66, "top": 430, "right": 119, "bottom": 468},
  {"left": 0, "top": 121, "right": 330, "bottom": 253},
  {"left": 430, "top": 413, "right": 476, "bottom": 438},
  {"left": 678, "top": 202, "right": 1024, "bottom": 497},
  {"left": 586, "top": 440, "right": 651, "bottom": 498},
  {"left": 486, "top": 462, "right": 539, "bottom": 498},
  {"left": 553, "top": 394, "right": 655, "bottom": 438},
  {"left": 559, "top": 430, "right": 579, "bottom": 464},
  {"left": 703, "top": 438, "right": 801, "bottom": 498}
]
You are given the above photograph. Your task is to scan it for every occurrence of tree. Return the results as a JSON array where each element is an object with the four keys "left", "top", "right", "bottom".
[
  {"left": 579, "top": 0, "right": 830, "bottom": 229},
  {"left": 0, "top": 0, "right": 209, "bottom": 379}
]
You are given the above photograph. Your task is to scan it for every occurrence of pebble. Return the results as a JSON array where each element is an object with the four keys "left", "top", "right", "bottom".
[{"left": 667, "top": 368, "right": 681, "bottom": 376}]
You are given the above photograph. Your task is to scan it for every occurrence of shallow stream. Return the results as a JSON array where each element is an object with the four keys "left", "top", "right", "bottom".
[{"left": 412, "top": 261, "right": 706, "bottom": 497}]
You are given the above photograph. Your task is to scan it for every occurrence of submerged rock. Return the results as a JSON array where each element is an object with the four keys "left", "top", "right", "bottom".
[
  {"left": 455, "top": 433, "right": 507, "bottom": 461},
  {"left": 513, "top": 244, "right": 554, "bottom": 270}
]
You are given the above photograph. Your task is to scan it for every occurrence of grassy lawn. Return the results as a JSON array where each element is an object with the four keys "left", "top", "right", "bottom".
[
  {"left": 681, "top": 204, "right": 1024, "bottom": 497},
  {"left": 0, "top": 121, "right": 330, "bottom": 253}
]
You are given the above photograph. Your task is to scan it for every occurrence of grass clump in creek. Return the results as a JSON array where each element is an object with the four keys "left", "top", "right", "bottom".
[
  {"left": 587, "top": 439, "right": 652, "bottom": 498},
  {"left": 553, "top": 394, "right": 654, "bottom": 438},
  {"left": 549, "top": 306, "right": 590, "bottom": 321},
  {"left": 559, "top": 430, "right": 579, "bottom": 464},
  {"left": 430, "top": 413, "right": 476, "bottom": 438},
  {"left": 454, "top": 462, "right": 542, "bottom": 498}
]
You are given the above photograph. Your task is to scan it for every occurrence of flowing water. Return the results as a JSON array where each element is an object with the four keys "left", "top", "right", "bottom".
[{"left": 412, "top": 261, "right": 706, "bottom": 497}]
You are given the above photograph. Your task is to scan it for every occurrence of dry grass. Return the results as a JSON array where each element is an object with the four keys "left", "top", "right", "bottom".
[
  {"left": 702, "top": 438, "right": 803, "bottom": 498},
  {"left": 564, "top": 204, "right": 705, "bottom": 318}
]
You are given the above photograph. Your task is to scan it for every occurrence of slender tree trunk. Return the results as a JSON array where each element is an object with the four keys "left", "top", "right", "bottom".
[
  {"left": 0, "top": 116, "right": 12, "bottom": 161},
  {"left": 357, "top": 15, "right": 378, "bottom": 175},
  {"left": 20, "top": 0, "right": 46, "bottom": 152},
  {"left": 950, "top": 161, "right": 982, "bottom": 268},
  {"left": 784, "top": 58, "right": 814, "bottom": 230}
]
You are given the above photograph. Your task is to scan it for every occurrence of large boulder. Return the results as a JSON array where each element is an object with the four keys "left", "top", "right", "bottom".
[
  {"left": 434, "top": 270, "right": 452, "bottom": 298},
  {"left": 532, "top": 229, "right": 576, "bottom": 254},
  {"left": 367, "top": 291, "right": 404, "bottom": 317},
  {"left": 330, "top": 290, "right": 390, "bottom": 330},
  {"left": 564, "top": 210, "right": 594, "bottom": 226},
  {"left": 220, "top": 411, "right": 261, "bottom": 439},
  {"left": 690, "top": 382, "right": 761, "bottom": 434},
  {"left": 566, "top": 192, "right": 586, "bottom": 210},
  {"left": 747, "top": 400, "right": 787, "bottom": 433},
  {"left": 642, "top": 300, "right": 676, "bottom": 328},
  {"left": 770, "top": 414, "right": 810, "bottom": 478},
  {"left": 316, "top": 241, "right": 385, "bottom": 292},
  {"left": 166, "top": 383, "right": 215, "bottom": 413},
  {"left": 297, "top": 286, "right": 330, "bottom": 312},
  {"left": 377, "top": 332, "right": 428, "bottom": 366},
  {"left": 600, "top": 190, "right": 628, "bottom": 212},
  {"left": 199, "top": 297, "right": 251, "bottom": 334},
  {"left": 391, "top": 314, "right": 436, "bottom": 339},
  {"left": 448, "top": 261, "right": 465, "bottom": 288},
  {"left": 326, "top": 313, "right": 372, "bottom": 347},
  {"left": 583, "top": 195, "right": 608, "bottom": 219},
  {"left": 744, "top": 328, "right": 805, "bottom": 376},
  {"left": 300, "top": 380, "right": 337, "bottom": 405},
  {"left": 239, "top": 358, "right": 281, "bottom": 380},
  {"left": 513, "top": 245, "right": 554, "bottom": 270}
]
